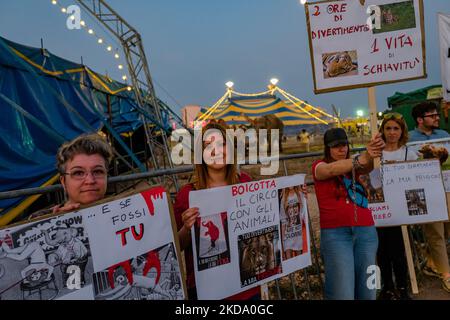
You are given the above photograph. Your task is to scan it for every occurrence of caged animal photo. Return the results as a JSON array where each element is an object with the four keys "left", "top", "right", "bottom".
[
  {"left": 322, "top": 51, "right": 358, "bottom": 78},
  {"left": 405, "top": 189, "right": 428, "bottom": 216}
]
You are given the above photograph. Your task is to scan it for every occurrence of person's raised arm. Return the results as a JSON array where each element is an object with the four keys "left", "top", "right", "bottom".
[{"left": 315, "top": 133, "right": 384, "bottom": 180}]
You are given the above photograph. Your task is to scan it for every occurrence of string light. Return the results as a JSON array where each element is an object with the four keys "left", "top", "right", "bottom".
[{"left": 49, "top": 0, "right": 130, "bottom": 88}]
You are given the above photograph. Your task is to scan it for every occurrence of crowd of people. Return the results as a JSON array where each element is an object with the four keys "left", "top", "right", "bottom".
[{"left": 19, "top": 101, "right": 450, "bottom": 300}]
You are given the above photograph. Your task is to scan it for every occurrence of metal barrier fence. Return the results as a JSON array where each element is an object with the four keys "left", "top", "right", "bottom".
[{"left": 0, "top": 148, "right": 370, "bottom": 300}]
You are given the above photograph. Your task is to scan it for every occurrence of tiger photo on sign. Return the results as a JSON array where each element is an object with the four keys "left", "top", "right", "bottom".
[{"left": 322, "top": 51, "right": 358, "bottom": 78}]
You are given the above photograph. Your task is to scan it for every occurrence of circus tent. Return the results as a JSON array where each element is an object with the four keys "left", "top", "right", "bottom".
[{"left": 195, "top": 85, "right": 337, "bottom": 127}]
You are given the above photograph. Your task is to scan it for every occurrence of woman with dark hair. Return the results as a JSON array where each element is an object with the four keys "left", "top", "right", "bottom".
[
  {"left": 173, "top": 121, "right": 260, "bottom": 300},
  {"left": 376, "top": 113, "right": 418, "bottom": 300},
  {"left": 312, "top": 128, "right": 384, "bottom": 300}
]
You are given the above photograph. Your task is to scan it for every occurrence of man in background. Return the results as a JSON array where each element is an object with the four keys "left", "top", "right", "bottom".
[{"left": 409, "top": 101, "right": 450, "bottom": 293}]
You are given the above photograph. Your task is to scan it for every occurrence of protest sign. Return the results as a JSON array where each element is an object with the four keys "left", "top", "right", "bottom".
[
  {"left": 366, "top": 160, "right": 449, "bottom": 227},
  {"left": 189, "top": 174, "right": 311, "bottom": 300},
  {"left": 305, "top": 0, "right": 426, "bottom": 94},
  {"left": 0, "top": 186, "right": 186, "bottom": 300}
]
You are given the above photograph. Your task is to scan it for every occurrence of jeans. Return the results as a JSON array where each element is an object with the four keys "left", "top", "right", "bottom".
[{"left": 321, "top": 226, "right": 378, "bottom": 300}]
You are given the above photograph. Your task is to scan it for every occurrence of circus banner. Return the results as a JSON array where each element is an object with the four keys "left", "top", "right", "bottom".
[
  {"left": 305, "top": 0, "right": 426, "bottom": 93},
  {"left": 189, "top": 174, "right": 311, "bottom": 300},
  {"left": 0, "top": 186, "right": 186, "bottom": 300}
]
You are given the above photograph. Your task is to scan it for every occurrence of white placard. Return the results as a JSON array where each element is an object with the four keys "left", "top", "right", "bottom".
[
  {"left": 373, "top": 160, "right": 449, "bottom": 227},
  {"left": 305, "top": 0, "right": 426, "bottom": 93},
  {"left": 0, "top": 186, "right": 185, "bottom": 300},
  {"left": 189, "top": 174, "right": 311, "bottom": 300}
]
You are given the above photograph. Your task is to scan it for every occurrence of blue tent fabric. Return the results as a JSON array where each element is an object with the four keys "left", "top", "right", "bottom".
[{"left": 0, "top": 36, "right": 153, "bottom": 215}]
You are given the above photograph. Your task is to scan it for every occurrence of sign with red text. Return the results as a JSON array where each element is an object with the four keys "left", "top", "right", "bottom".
[
  {"left": 367, "top": 160, "right": 448, "bottom": 227},
  {"left": 305, "top": 0, "right": 426, "bottom": 93},
  {"left": 0, "top": 186, "right": 186, "bottom": 300},
  {"left": 83, "top": 186, "right": 185, "bottom": 300},
  {"left": 189, "top": 175, "right": 311, "bottom": 300}
]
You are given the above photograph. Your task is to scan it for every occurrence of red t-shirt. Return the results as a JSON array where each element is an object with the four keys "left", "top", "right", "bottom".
[
  {"left": 173, "top": 171, "right": 260, "bottom": 300},
  {"left": 312, "top": 160, "right": 374, "bottom": 229}
]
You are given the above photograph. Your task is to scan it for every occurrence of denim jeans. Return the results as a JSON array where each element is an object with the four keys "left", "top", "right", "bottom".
[{"left": 320, "top": 226, "right": 378, "bottom": 300}]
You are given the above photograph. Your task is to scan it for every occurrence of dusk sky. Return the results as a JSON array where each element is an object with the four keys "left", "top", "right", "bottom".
[{"left": 0, "top": 0, "right": 449, "bottom": 117}]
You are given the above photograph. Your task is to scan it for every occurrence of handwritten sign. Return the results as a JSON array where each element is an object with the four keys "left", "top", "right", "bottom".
[
  {"left": 189, "top": 174, "right": 311, "bottom": 300},
  {"left": 305, "top": 0, "right": 426, "bottom": 93},
  {"left": 0, "top": 186, "right": 186, "bottom": 300},
  {"left": 372, "top": 160, "right": 449, "bottom": 227}
]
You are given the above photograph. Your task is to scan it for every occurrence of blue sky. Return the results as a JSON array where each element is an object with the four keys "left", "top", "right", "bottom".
[{"left": 0, "top": 0, "right": 449, "bottom": 117}]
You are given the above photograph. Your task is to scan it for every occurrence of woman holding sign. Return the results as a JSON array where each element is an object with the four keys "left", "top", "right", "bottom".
[
  {"left": 312, "top": 127, "right": 384, "bottom": 300},
  {"left": 376, "top": 113, "right": 418, "bottom": 300},
  {"left": 173, "top": 121, "right": 261, "bottom": 300},
  {"left": 29, "top": 133, "right": 113, "bottom": 218}
]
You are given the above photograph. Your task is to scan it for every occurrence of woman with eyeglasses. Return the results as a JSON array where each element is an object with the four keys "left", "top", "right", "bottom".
[
  {"left": 30, "top": 133, "right": 113, "bottom": 218},
  {"left": 312, "top": 127, "right": 385, "bottom": 300},
  {"left": 375, "top": 113, "right": 418, "bottom": 300}
]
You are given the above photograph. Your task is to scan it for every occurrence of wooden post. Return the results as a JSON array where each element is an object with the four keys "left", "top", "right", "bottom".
[
  {"left": 368, "top": 87, "right": 380, "bottom": 167},
  {"left": 401, "top": 225, "right": 419, "bottom": 294}
]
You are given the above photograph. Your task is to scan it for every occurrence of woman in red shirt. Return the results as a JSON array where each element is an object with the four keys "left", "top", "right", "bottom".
[
  {"left": 312, "top": 128, "right": 384, "bottom": 300},
  {"left": 173, "top": 121, "right": 260, "bottom": 300}
]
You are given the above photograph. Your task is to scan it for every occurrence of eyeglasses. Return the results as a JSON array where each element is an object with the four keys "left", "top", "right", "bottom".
[
  {"left": 422, "top": 113, "right": 440, "bottom": 119},
  {"left": 63, "top": 168, "right": 107, "bottom": 180},
  {"left": 383, "top": 112, "right": 403, "bottom": 120}
]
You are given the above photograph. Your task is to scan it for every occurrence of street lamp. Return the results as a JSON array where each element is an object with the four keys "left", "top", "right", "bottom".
[
  {"left": 300, "top": 0, "right": 307, "bottom": 5},
  {"left": 356, "top": 110, "right": 364, "bottom": 117},
  {"left": 225, "top": 81, "right": 234, "bottom": 89},
  {"left": 270, "top": 78, "right": 279, "bottom": 86}
]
